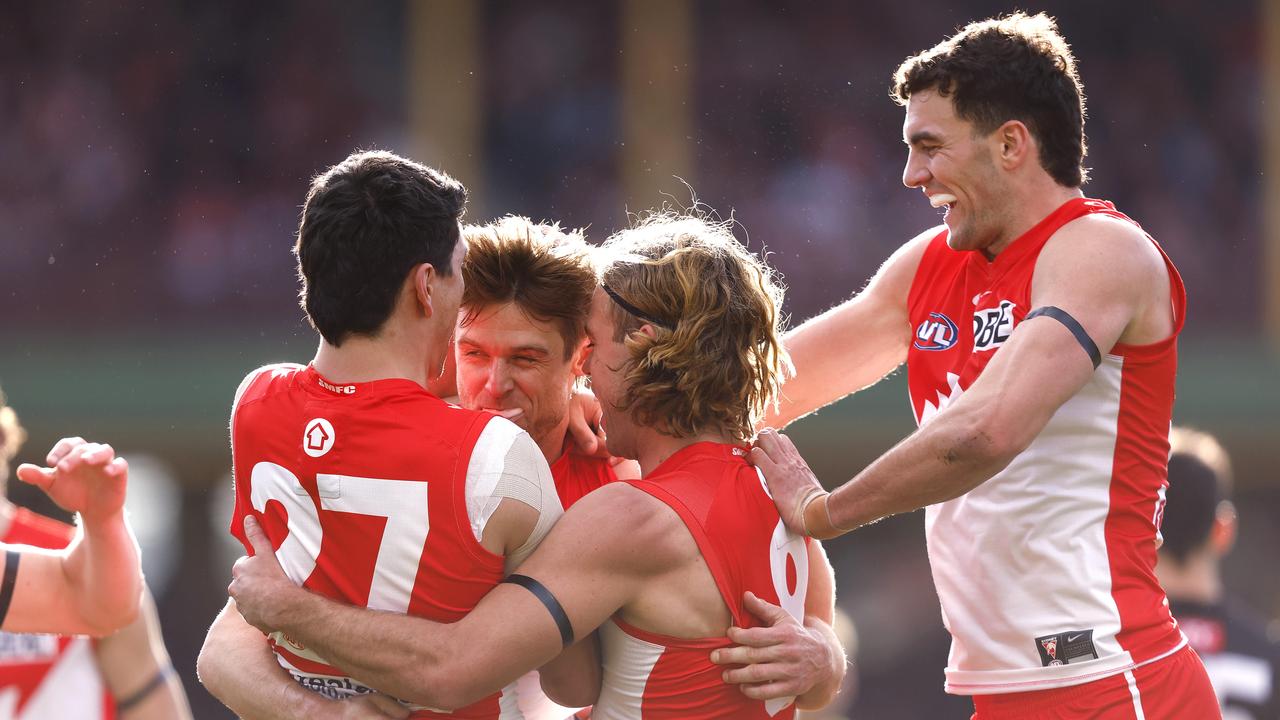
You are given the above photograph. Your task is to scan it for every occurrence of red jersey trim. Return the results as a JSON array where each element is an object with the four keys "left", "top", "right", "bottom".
[{"left": 610, "top": 616, "right": 732, "bottom": 650}]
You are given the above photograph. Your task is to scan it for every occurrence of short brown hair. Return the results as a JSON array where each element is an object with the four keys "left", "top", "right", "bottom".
[
  {"left": 892, "top": 12, "right": 1088, "bottom": 187},
  {"left": 460, "top": 216, "right": 596, "bottom": 358},
  {"left": 598, "top": 212, "right": 790, "bottom": 441}
]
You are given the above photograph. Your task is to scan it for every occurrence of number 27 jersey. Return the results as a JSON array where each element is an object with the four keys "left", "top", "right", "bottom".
[{"left": 230, "top": 363, "right": 522, "bottom": 718}]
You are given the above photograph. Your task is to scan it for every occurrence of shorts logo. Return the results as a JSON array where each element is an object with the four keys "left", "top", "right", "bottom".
[
  {"left": 973, "top": 300, "right": 1016, "bottom": 351},
  {"left": 304, "top": 418, "right": 336, "bottom": 458},
  {"left": 1035, "top": 629, "right": 1099, "bottom": 667},
  {"left": 914, "top": 312, "right": 959, "bottom": 351}
]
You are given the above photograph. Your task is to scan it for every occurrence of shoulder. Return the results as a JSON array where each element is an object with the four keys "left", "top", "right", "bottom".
[
  {"left": 1036, "top": 213, "right": 1165, "bottom": 292},
  {"left": 557, "top": 481, "right": 695, "bottom": 574},
  {"left": 233, "top": 363, "right": 306, "bottom": 410},
  {"left": 878, "top": 225, "right": 945, "bottom": 286}
]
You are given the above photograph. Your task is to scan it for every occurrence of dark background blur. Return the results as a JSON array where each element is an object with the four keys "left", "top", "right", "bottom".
[{"left": 1, "top": 1, "right": 1275, "bottom": 718}]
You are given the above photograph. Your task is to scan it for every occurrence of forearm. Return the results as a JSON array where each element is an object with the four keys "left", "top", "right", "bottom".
[
  {"left": 71, "top": 512, "right": 143, "bottom": 633},
  {"left": 198, "top": 602, "right": 332, "bottom": 720},
  {"left": 794, "top": 616, "right": 845, "bottom": 710},
  {"left": 826, "top": 409, "right": 1014, "bottom": 530},
  {"left": 271, "top": 590, "right": 461, "bottom": 708},
  {"left": 538, "top": 632, "right": 601, "bottom": 708}
]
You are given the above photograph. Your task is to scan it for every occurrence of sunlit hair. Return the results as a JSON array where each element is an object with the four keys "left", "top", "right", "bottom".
[
  {"left": 1161, "top": 427, "right": 1234, "bottom": 564},
  {"left": 460, "top": 216, "right": 596, "bottom": 359},
  {"left": 0, "top": 386, "right": 26, "bottom": 482},
  {"left": 597, "top": 211, "right": 790, "bottom": 441},
  {"left": 892, "top": 12, "right": 1088, "bottom": 187}
]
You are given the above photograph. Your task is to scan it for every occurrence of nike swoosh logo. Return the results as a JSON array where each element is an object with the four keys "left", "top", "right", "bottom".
[{"left": 1066, "top": 633, "right": 1085, "bottom": 642}]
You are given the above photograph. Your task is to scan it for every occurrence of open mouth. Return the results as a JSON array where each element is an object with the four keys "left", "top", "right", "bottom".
[{"left": 928, "top": 193, "right": 957, "bottom": 209}]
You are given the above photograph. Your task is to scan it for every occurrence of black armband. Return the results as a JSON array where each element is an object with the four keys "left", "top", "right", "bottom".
[
  {"left": 114, "top": 665, "right": 175, "bottom": 714},
  {"left": 1025, "top": 306, "right": 1102, "bottom": 369},
  {"left": 0, "top": 550, "right": 19, "bottom": 628},
  {"left": 502, "top": 573, "right": 574, "bottom": 648}
]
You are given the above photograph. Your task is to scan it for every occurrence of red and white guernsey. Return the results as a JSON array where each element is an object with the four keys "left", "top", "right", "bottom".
[
  {"left": 0, "top": 508, "right": 115, "bottom": 720},
  {"left": 551, "top": 448, "right": 618, "bottom": 510},
  {"left": 592, "top": 442, "right": 811, "bottom": 719},
  {"left": 906, "top": 198, "right": 1188, "bottom": 694},
  {"left": 231, "top": 363, "right": 552, "bottom": 719}
]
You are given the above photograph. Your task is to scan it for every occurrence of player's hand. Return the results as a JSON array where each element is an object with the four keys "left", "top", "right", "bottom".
[
  {"left": 229, "top": 515, "right": 296, "bottom": 633},
  {"left": 566, "top": 387, "right": 610, "bottom": 459},
  {"left": 749, "top": 429, "right": 826, "bottom": 537},
  {"left": 711, "top": 592, "right": 836, "bottom": 702},
  {"left": 334, "top": 692, "right": 411, "bottom": 719},
  {"left": 16, "top": 437, "right": 128, "bottom": 526}
]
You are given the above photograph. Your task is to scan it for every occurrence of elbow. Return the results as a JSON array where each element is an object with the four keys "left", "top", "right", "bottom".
[
  {"left": 80, "top": 594, "right": 140, "bottom": 638},
  {"left": 542, "top": 676, "right": 598, "bottom": 709},
  {"left": 396, "top": 660, "right": 484, "bottom": 712},
  {"left": 940, "top": 411, "right": 1025, "bottom": 471}
]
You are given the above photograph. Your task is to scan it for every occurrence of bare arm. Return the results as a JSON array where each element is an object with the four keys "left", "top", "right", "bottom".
[
  {"left": 537, "top": 631, "right": 602, "bottom": 708},
  {"left": 6, "top": 439, "right": 141, "bottom": 635},
  {"left": 230, "top": 483, "right": 668, "bottom": 711},
  {"left": 94, "top": 587, "right": 193, "bottom": 719},
  {"left": 755, "top": 216, "right": 1173, "bottom": 536},
  {"left": 197, "top": 599, "right": 409, "bottom": 720},
  {"left": 765, "top": 228, "right": 934, "bottom": 428}
]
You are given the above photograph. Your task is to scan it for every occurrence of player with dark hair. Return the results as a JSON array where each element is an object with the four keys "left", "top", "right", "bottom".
[
  {"left": 731, "top": 12, "right": 1220, "bottom": 719},
  {"left": 227, "top": 213, "right": 845, "bottom": 718},
  {"left": 1157, "top": 427, "right": 1280, "bottom": 719},
  {"left": 0, "top": 388, "right": 192, "bottom": 720},
  {"left": 198, "top": 150, "right": 580, "bottom": 720}
]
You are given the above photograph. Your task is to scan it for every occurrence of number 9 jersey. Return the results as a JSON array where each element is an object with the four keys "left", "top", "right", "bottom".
[{"left": 229, "top": 363, "right": 560, "bottom": 719}]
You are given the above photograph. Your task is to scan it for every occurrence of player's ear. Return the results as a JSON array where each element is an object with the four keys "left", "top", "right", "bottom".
[
  {"left": 413, "top": 263, "right": 436, "bottom": 318},
  {"left": 569, "top": 335, "right": 592, "bottom": 377},
  {"left": 995, "top": 120, "right": 1032, "bottom": 170},
  {"left": 637, "top": 323, "right": 659, "bottom": 341}
]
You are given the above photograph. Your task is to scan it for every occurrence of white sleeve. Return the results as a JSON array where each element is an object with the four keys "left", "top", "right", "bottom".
[{"left": 464, "top": 418, "right": 563, "bottom": 573}]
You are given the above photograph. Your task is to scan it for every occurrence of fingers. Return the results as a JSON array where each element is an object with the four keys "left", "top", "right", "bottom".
[
  {"left": 712, "top": 639, "right": 781, "bottom": 668},
  {"left": 46, "top": 436, "right": 86, "bottom": 465},
  {"left": 739, "top": 680, "right": 799, "bottom": 701},
  {"left": 243, "top": 515, "right": 275, "bottom": 557},
  {"left": 567, "top": 413, "right": 599, "bottom": 455},
  {"left": 15, "top": 463, "right": 54, "bottom": 490},
  {"left": 741, "top": 590, "right": 791, "bottom": 625}
]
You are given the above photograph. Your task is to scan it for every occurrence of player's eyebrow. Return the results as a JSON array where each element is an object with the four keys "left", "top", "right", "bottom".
[{"left": 905, "top": 130, "right": 943, "bottom": 146}]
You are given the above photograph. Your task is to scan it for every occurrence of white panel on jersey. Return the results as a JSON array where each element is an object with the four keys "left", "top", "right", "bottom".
[
  {"left": 465, "top": 417, "right": 530, "bottom": 540},
  {"left": 592, "top": 621, "right": 664, "bottom": 720},
  {"left": 12, "top": 638, "right": 104, "bottom": 720},
  {"left": 505, "top": 670, "right": 584, "bottom": 720},
  {"left": 929, "top": 356, "right": 1140, "bottom": 693}
]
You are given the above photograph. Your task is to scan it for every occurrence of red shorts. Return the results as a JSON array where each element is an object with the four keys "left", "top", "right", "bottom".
[{"left": 970, "top": 646, "right": 1220, "bottom": 720}]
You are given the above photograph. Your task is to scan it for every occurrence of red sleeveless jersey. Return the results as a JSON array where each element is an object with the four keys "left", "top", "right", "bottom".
[
  {"left": 550, "top": 448, "right": 617, "bottom": 509},
  {"left": 0, "top": 508, "right": 115, "bottom": 719},
  {"left": 906, "top": 198, "right": 1189, "bottom": 693},
  {"left": 591, "top": 442, "right": 811, "bottom": 719},
  {"left": 230, "top": 364, "right": 511, "bottom": 718}
]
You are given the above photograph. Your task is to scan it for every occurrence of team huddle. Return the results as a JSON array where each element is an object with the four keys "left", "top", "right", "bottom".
[{"left": 3, "top": 11, "right": 1241, "bottom": 720}]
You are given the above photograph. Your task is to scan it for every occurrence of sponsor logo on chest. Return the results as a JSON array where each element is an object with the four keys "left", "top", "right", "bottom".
[
  {"left": 972, "top": 300, "right": 1017, "bottom": 352},
  {"left": 914, "top": 312, "right": 959, "bottom": 351}
]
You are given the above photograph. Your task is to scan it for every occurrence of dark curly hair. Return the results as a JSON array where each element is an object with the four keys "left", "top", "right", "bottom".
[
  {"left": 893, "top": 12, "right": 1088, "bottom": 187},
  {"left": 295, "top": 150, "right": 467, "bottom": 346}
]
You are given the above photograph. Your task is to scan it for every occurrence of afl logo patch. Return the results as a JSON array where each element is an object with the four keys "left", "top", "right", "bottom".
[
  {"left": 914, "top": 312, "right": 959, "bottom": 351},
  {"left": 303, "top": 418, "right": 335, "bottom": 458}
]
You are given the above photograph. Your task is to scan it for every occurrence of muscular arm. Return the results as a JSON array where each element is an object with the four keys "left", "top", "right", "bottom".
[
  {"left": 6, "top": 440, "right": 141, "bottom": 636},
  {"left": 95, "top": 588, "right": 193, "bottom": 719},
  {"left": 765, "top": 228, "right": 932, "bottom": 428},
  {"left": 231, "top": 483, "right": 668, "bottom": 711},
  {"left": 757, "top": 216, "right": 1174, "bottom": 535}
]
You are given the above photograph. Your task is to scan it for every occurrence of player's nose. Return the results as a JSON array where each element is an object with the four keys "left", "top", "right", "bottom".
[
  {"left": 485, "top": 360, "right": 514, "bottom": 395},
  {"left": 903, "top": 150, "right": 930, "bottom": 188}
]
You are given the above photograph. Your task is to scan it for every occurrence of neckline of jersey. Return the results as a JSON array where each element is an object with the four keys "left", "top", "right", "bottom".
[
  {"left": 977, "top": 197, "right": 1112, "bottom": 271},
  {"left": 302, "top": 364, "right": 438, "bottom": 399},
  {"left": 646, "top": 440, "right": 749, "bottom": 478}
]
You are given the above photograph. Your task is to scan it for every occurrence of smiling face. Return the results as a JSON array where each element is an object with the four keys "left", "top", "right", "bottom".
[
  {"left": 456, "top": 300, "right": 588, "bottom": 451},
  {"left": 902, "top": 89, "right": 1011, "bottom": 254}
]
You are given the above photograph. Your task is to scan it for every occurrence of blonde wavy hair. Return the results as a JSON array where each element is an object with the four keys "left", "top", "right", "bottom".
[
  {"left": 461, "top": 216, "right": 596, "bottom": 359},
  {"left": 597, "top": 211, "right": 790, "bottom": 441}
]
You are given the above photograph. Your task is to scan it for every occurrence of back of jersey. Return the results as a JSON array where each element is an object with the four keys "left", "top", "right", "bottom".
[{"left": 229, "top": 364, "right": 511, "bottom": 718}]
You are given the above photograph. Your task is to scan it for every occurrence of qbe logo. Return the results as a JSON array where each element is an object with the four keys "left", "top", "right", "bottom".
[
  {"left": 973, "top": 300, "right": 1016, "bottom": 351},
  {"left": 913, "top": 312, "right": 959, "bottom": 351}
]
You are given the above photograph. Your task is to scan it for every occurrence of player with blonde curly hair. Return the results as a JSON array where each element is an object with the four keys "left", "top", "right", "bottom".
[{"left": 228, "top": 211, "right": 847, "bottom": 718}]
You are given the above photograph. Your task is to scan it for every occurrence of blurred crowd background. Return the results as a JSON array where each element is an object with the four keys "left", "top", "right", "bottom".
[{"left": 0, "top": 1, "right": 1274, "bottom": 717}]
